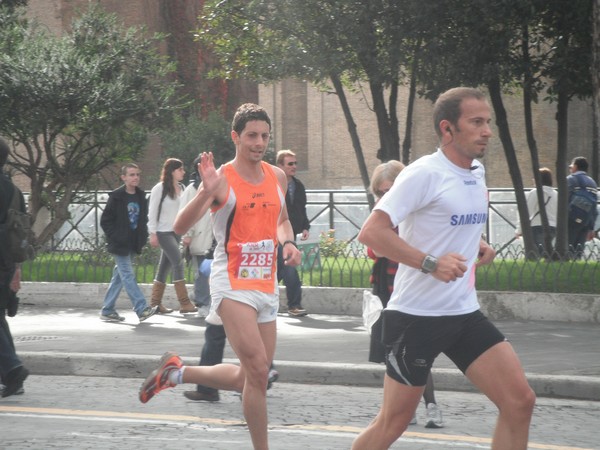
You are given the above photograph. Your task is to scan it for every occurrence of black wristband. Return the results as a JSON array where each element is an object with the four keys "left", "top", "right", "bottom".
[{"left": 282, "top": 240, "right": 298, "bottom": 249}]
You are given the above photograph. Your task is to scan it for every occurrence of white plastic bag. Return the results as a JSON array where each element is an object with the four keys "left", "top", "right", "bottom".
[{"left": 362, "top": 290, "right": 383, "bottom": 334}]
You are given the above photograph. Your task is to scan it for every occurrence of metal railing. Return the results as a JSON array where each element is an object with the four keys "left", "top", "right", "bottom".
[
  {"left": 21, "top": 188, "right": 599, "bottom": 293},
  {"left": 37, "top": 188, "right": 598, "bottom": 251}
]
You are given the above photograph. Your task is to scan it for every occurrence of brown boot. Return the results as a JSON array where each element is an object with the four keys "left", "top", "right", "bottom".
[
  {"left": 174, "top": 280, "right": 198, "bottom": 314},
  {"left": 150, "top": 280, "right": 173, "bottom": 314}
]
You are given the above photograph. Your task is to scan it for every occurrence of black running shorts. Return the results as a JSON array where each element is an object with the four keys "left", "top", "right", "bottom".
[{"left": 382, "top": 309, "right": 506, "bottom": 386}]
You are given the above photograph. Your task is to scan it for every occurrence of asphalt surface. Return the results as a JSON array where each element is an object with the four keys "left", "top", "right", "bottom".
[
  {"left": 8, "top": 302, "right": 600, "bottom": 401},
  {"left": 2, "top": 375, "right": 599, "bottom": 449}
]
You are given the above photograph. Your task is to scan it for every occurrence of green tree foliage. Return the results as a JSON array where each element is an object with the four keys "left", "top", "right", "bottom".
[
  {"left": 411, "top": 0, "right": 592, "bottom": 259},
  {"left": 409, "top": 0, "right": 539, "bottom": 255},
  {"left": 159, "top": 111, "right": 236, "bottom": 177},
  {"left": 199, "top": 1, "right": 595, "bottom": 256},
  {"left": 533, "top": 0, "right": 593, "bottom": 257},
  {"left": 0, "top": 0, "right": 27, "bottom": 9},
  {"left": 593, "top": 0, "right": 600, "bottom": 183},
  {"left": 198, "top": 0, "right": 416, "bottom": 201},
  {"left": 0, "top": 5, "right": 188, "bottom": 246}
]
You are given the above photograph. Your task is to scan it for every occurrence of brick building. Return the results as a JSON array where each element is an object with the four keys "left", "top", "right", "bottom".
[
  {"left": 24, "top": 0, "right": 595, "bottom": 190},
  {"left": 261, "top": 80, "right": 593, "bottom": 189}
]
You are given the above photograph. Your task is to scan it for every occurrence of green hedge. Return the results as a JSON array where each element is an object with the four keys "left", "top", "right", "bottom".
[{"left": 20, "top": 251, "right": 599, "bottom": 294}]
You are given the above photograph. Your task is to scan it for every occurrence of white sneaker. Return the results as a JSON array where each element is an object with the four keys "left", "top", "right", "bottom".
[
  {"left": 267, "top": 368, "right": 279, "bottom": 390},
  {"left": 425, "top": 403, "right": 444, "bottom": 428},
  {"left": 197, "top": 305, "right": 210, "bottom": 318}
]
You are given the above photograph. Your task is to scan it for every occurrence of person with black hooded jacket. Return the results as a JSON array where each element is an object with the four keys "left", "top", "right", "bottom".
[
  {"left": 99, "top": 163, "right": 157, "bottom": 323},
  {"left": 0, "top": 137, "right": 29, "bottom": 397}
]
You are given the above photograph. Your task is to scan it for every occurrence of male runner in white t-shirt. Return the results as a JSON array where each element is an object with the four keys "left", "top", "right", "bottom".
[{"left": 352, "top": 87, "right": 535, "bottom": 450}]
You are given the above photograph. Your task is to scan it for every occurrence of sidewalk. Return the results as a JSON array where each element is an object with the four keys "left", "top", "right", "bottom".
[{"left": 10, "top": 301, "right": 600, "bottom": 401}]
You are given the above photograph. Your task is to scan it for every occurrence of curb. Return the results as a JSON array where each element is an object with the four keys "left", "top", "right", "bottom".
[
  {"left": 19, "top": 351, "right": 600, "bottom": 401},
  {"left": 19, "top": 283, "right": 600, "bottom": 323}
]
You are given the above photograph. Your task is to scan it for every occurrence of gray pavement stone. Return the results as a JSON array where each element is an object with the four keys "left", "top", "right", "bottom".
[
  {"left": 0, "top": 375, "right": 598, "bottom": 449},
  {"left": 8, "top": 305, "right": 600, "bottom": 401}
]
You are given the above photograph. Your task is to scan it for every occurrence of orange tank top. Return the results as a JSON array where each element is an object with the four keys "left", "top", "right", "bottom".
[{"left": 211, "top": 162, "right": 284, "bottom": 293}]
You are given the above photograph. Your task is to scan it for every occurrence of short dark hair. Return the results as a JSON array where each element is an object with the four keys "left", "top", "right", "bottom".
[
  {"left": 539, "top": 167, "right": 553, "bottom": 187},
  {"left": 0, "top": 137, "right": 10, "bottom": 168},
  {"left": 571, "top": 156, "right": 588, "bottom": 172},
  {"left": 432, "top": 87, "right": 487, "bottom": 138},
  {"left": 231, "top": 103, "right": 271, "bottom": 135}
]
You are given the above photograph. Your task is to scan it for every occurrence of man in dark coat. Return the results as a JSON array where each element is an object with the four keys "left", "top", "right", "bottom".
[
  {"left": 276, "top": 150, "right": 310, "bottom": 316},
  {"left": 0, "top": 137, "right": 29, "bottom": 397},
  {"left": 99, "top": 163, "right": 157, "bottom": 323},
  {"left": 567, "top": 156, "right": 598, "bottom": 259}
]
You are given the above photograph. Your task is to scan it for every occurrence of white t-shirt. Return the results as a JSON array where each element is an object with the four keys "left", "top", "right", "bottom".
[
  {"left": 515, "top": 185, "right": 558, "bottom": 233},
  {"left": 375, "top": 149, "right": 488, "bottom": 316},
  {"left": 179, "top": 183, "right": 213, "bottom": 255},
  {"left": 147, "top": 182, "right": 183, "bottom": 233}
]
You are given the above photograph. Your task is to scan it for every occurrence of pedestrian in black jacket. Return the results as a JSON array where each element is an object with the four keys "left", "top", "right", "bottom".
[
  {"left": 276, "top": 150, "right": 310, "bottom": 316},
  {"left": 0, "top": 137, "right": 29, "bottom": 397},
  {"left": 99, "top": 163, "right": 157, "bottom": 323}
]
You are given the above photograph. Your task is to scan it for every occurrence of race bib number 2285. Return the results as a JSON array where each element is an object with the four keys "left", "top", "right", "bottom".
[{"left": 235, "top": 239, "right": 275, "bottom": 280}]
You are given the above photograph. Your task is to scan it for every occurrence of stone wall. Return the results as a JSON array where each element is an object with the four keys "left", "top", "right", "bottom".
[{"left": 20, "top": 282, "right": 600, "bottom": 323}]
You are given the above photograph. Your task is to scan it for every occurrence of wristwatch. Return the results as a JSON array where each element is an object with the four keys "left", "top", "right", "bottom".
[{"left": 420, "top": 254, "right": 438, "bottom": 274}]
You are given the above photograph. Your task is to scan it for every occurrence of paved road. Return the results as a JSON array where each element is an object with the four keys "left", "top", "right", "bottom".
[
  {"left": 5, "top": 305, "right": 600, "bottom": 448},
  {"left": 1, "top": 375, "right": 598, "bottom": 449},
  {"left": 10, "top": 306, "right": 600, "bottom": 400}
]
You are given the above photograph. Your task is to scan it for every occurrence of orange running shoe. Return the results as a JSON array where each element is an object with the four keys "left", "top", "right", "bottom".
[{"left": 139, "top": 351, "right": 183, "bottom": 403}]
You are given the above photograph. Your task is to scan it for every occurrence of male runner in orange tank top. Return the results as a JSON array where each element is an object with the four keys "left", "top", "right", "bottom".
[{"left": 139, "top": 103, "right": 301, "bottom": 450}]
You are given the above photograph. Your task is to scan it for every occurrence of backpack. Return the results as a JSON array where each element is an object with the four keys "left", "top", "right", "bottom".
[
  {"left": 569, "top": 175, "right": 597, "bottom": 227},
  {"left": 2, "top": 187, "right": 36, "bottom": 263}
]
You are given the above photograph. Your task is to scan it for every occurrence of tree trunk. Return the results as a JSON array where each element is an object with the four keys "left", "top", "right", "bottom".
[
  {"left": 554, "top": 88, "right": 570, "bottom": 258},
  {"left": 369, "top": 81, "right": 399, "bottom": 163},
  {"left": 522, "top": 24, "right": 552, "bottom": 258},
  {"left": 487, "top": 77, "right": 529, "bottom": 255},
  {"left": 592, "top": 0, "right": 600, "bottom": 182},
  {"left": 330, "top": 73, "right": 374, "bottom": 209},
  {"left": 402, "top": 67, "right": 417, "bottom": 166}
]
